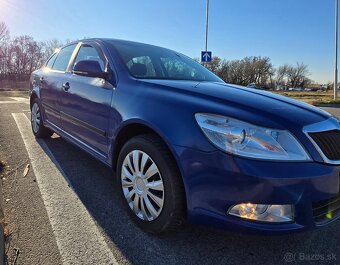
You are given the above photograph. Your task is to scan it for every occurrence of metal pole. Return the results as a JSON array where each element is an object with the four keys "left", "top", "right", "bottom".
[
  {"left": 335, "top": 0, "right": 338, "bottom": 100},
  {"left": 205, "top": 0, "right": 209, "bottom": 53}
]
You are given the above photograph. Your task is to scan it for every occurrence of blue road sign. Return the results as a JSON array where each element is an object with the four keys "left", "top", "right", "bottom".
[{"left": 201, "top": 51, "right": 212, "bottom": 62}]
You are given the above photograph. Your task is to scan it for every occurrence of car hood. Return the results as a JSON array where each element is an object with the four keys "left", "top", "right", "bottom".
[{"left": 140, "top": 79, "right": 332, "bottom": 129}]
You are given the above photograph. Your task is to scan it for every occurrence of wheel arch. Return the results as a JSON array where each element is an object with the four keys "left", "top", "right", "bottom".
[
  {"left": 30, "top": 91, "right": 39, "bottom": 110},
  {"left": 112, "top": 121, "right": 188, "bottom": 205},
  {"left": 112, "top": 121, "right": 179, "bottom": 171}
]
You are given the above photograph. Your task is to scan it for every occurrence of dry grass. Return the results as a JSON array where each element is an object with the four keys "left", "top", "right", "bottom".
[
  {"left": 0, "top": 161, "right": 12, "bottom": 240},
  {"left": 274, "top": 90, "right": 340, "bottom": 105},
  {"left": 0, "top": 220, "right": 14, "bottom": 238}
]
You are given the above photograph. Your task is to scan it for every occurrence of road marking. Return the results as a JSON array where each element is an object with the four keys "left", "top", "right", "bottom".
[
  {"left": 12, "top": 113, "right": 118, "bottom": 265},
  {"left": 0, "top": 101, "right": 28, "bottom": 104},
  {"left": 10, "top": 97, "right": 28, "bottom": 102},
  {"left": 0, "top": 97, "right": 29, "bottom": 104}
]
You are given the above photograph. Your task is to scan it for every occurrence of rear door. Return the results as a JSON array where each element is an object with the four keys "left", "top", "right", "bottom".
[
  {"left": 40, "top": 44, "right": 78, "bottom": 128},
  {"left": 60, "top": 42, "right": 114, "bottom": 156}
]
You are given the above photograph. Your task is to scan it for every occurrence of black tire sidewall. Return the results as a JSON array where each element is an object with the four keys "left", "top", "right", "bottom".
[{"left": 31, "top": 98, "right": 50, "bottom": 138}]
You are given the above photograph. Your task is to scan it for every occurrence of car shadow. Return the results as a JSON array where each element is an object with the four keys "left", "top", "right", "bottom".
[{"left": 41, "top": 135, "right": 340, "bottom": 265}]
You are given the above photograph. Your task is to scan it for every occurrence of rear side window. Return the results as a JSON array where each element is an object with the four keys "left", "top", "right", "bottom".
[
  {"left": 52, "top": 44, "right": 77, "bottom": 71},
  {"left": 73, "top": 45, "right": 105, "bottom": 71},
  {"left": 46, "top": 53, "right": 57, "bottom": 69}
]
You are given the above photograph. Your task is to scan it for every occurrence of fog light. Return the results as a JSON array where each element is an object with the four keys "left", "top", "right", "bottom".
[{"left": 228, "top": 203, "right": 293, "bottom": 223}]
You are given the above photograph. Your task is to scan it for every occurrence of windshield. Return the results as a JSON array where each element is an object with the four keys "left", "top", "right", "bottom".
[{"left": 109, "top": 40, "right": 223, "bottom": 82}]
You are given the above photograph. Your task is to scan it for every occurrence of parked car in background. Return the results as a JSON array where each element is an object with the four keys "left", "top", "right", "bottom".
[
  {"left": 288, "top": 87, "right": 304, "bottom": 91},
  {"left": 247, "top": 83, "right": 257, "bottom": 89},
  {"left": 30, "top": 39, "right": 340, "bottom": 234},
  {"left": 305, "top": 87, "right": 321, "bottom": 92},
  {"left": 275, "top": 85, "right": 289, "bottom": 91}
]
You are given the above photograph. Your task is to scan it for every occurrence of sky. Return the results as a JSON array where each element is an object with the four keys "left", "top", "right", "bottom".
[{"left": 0, "top": 0, "right": 337, "bottom": 83}]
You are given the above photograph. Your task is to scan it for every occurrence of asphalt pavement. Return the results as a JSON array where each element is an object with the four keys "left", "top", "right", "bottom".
[{"left": 0, "top": 93, "right": 339, "bottom": 265}]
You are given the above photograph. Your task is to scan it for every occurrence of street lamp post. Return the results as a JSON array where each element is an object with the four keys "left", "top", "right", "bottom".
[
  {"left": 205, "top": 0, "right": 209, "bottom": 53},
  {"left": 203, "top": 0, "right": 209, "bottom": 66},
  {"left": 335, "top": 0, "right": 339, "bottom": 100}
]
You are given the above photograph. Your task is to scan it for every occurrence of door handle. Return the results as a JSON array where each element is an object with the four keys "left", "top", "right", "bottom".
[{"left": 62, "top": 82, "right": 70, "bottom": 92}]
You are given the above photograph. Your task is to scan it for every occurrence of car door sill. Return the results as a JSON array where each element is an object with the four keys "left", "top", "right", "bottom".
[{"left": 45, "top": 120, "right": 109, "bottom": 163}]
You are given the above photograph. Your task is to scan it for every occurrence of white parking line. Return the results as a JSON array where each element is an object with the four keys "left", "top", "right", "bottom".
[
  {"left": 12, "top": 113, "right": 118, "bottom": 265},
  {"left": 0, "top": 97, "right": 29, "bottom": 104},
  {"left": 0, "top": 101, "right": 28, "bottom": 104},
  {"left": 10, "top": 97, "right": 28, "bottom": 102}
]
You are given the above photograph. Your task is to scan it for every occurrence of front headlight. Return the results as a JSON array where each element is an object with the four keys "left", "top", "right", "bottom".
[{"left": 195, "top": 113, "right": 311, "bottom": 161}]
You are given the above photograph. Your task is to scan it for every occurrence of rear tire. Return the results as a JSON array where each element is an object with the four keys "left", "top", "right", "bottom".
[
  {"left": 116, "top": 134, "right": 186, "bottom": 234},
  {"left": 31, "top": 98, "right": 53, "bottom": 138}
]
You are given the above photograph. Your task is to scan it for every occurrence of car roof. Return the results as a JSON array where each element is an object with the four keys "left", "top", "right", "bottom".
[{"left": 67, "top": 38, "right": 165, "bottom": 50}]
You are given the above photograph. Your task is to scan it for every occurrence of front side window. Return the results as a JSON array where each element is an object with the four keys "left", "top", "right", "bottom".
[
  {"left": 110, "top": 41, "right": 223, "bottom": 82},
  {"left": 73, "top": 45, "right": 105, "bottom": 71},
  {"left": 52, "top": 44, "right": 77, "bottom": 72}
]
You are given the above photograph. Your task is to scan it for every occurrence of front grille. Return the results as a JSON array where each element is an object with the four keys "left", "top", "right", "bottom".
[
  {"left": 312, "top": 194, "right": 340, "bottom": 225},
  {"left": 309, "top": 130, "right": 340, "bottom": 161}
]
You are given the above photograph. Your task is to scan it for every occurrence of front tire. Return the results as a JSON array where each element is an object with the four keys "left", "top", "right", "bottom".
[
  {"left": 31, "top": 98, "right": 53, "bottom": 138},
  {"left": 117, "top": 134, "right": 186, "bottom": 234}
]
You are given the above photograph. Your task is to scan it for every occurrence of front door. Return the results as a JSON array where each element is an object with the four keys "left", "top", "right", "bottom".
[{"left": 60, "top": 43, "right": 113, "bottom": 156}]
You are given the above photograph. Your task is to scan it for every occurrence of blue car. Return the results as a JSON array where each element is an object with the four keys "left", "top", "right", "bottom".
[{"left": 29, "top": 39, "right": 340, "bottom": 234}]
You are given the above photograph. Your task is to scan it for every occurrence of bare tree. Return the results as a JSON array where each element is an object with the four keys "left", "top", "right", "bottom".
[
  {"left": 275, "top": 64, "right": 290, "bottom": 89},
  {"left": 216, "top": 56, "right": 274, "bottom": 88},
  {"left": 206, "top": 56, "right": 221, "bottom": 73},
  {"left": 286, "top": 62, "right": 309, "bottom": 88},
  {"left": 0, "top": 22, "right": 10, "bottom": 80},
  {"left": 40, "top": 38, "right": 64, "bottom": 61},
  {"left": 0, "top": 22, "right": 9, "bottom": 43},
  {"left": 276, "top": 63, "right": 310, "bottom": 88},
  {"left": 2, "top": 35, "right": 45, "bottom": 81}
]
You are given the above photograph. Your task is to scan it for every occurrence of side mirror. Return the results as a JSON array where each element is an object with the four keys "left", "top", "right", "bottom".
[{"left": 73, "top": 60, "right": 107, "bottom": 79}]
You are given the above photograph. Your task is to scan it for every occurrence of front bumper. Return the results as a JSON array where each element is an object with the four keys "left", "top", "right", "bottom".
[{"left": 174, "top": 146, "right": 340, "bottom": 233}]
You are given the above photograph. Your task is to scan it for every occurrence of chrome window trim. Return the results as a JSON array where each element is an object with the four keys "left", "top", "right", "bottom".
[{"left": 303, "top": 117, "right": 340, "bottom": 165}]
